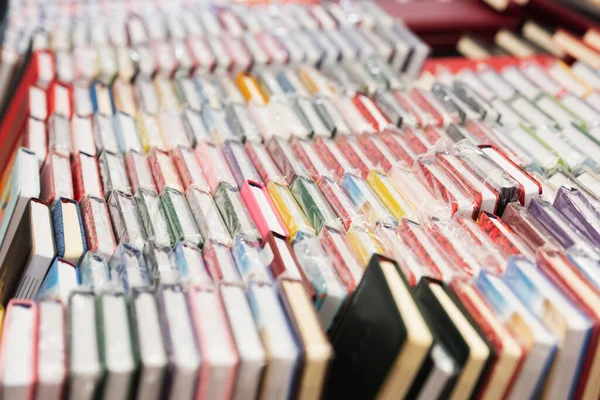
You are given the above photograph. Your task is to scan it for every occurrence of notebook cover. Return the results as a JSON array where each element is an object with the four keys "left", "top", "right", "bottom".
[
  {"left": 240, "top": 180, "right": 288, "bottom": 240},
  {"left": 327, "top": 254, "right": 411, "bottom": 398}
]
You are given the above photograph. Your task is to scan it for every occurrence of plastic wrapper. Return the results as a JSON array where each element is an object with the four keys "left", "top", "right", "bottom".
[
  {"left": 397, "top": 218, "right": 454, "bottom": 281},
  {"left": 98, "top": 151, "right": 131, "bottom": 196},
  {"left": 373, "top": 90, "right": 408, "bottom": 128},
  {"left": 136, "top": 111, "right": 166, "bottom": 152},
  {"left": 318, "top": 176, "right": 361, "bottom": 230},
  {"left": 245, "top": 141, "right": 286, "bottom": 186},
  {"left": 80, "top": 195, "right": 117, "bottom": 260},
  {"left": 222, "top": 139, "right": 262, "bottom": 188},
  {"left": 267, "top": 136, "right": 310, "bottom": 185},
  {"left": 554, "top": 186, "right": 600, "bottom": 248},
  {"left": 158, "top": 109, "right": 191, "bottom": 150},
  {"left": 534, "top": 93, "right": 586, "bottom": 130},
  {"left": 293, "top": 235, "right": 347, "bottom": 329},
  {"left": 366, "top": 170, "right": 414, "bottom": 222},
  {"left": 433, "top": 217, "right": 503, "bottom": 276},
  {"left": 174, "top": 75, "right": 202, "bottom": 113},
  {"left": 24, "top": 118, "right": 47, "bottom": 166},
  {"left": 266, "top": 98, "right": 311, "bottom": 140},
  {"left": 375, "top": 225, "right": 427, "bottom": 286},
  {"left": 291, "top": 138, "right": 334, "bottom": 182},
  {"left": 409, "top": 87, "right": 457, "bottom": 127},
  {"left": 452, "top": 81, "right": 500, "bottom": 123},
  {"left": 107, "top": 190, "right": 148, "bottom": 251},
  {"left": 148, "top": 148, "right": 184, "bottom": 194},
  {"left": 235, "top": 72, "right": 268, "bottom": 105},
  {"left": 298, "top": 65, "right": 334, "bottom": 95},
  {"left": 477, "top": 212, "right": 534, "bottom": 259},
  {"left": 530, "top": 197, "right": 600, "bottom": 254},
  {"left": 70, "top": 116, "right": 96, "bottom": 156},
  {"left": 153, "top": 40, "right": 178, "bottom": 77},
  {"left": 195, "top": 75, "right": 223, "bottom": 109},
  {"left": 319, "top": 225, "right": 363, "bottom": 293},
  {"left": 40, "top": 152, "right": 73, "bottom": 204},
  {"left": 195, "top": 140, "right": 237, "bottom": 195},
  {"left": 561, "top": 125, "right": 600, "bottom": 169},
  {"left": 501, "top": 204, "right": 555, "bottom": 256},
  {"left": 240, "top": 180, "right": 289, "bottom": 239},
  {"left": 48, "top": 113, "right": 71, "bottom": 158},
  {"left": 352, "top": 93, "right": 392, "bottom": 132},
  {"left": 201, "top": 106, "right": 237, "bottom": 144},
  {"left": 331, "top": 93, "right": 376, "bottom": 134},
  {"left": 186, "top": 187, "right": 232, "bottom": 247},
  {"left": 267, "top": 181, "right": 316, "bottom": 239},
  {"left": 231, "top": 235, "right": 273, "bottom": 285},
  {"left": 314, "top": 137, "right": 355, "bottom": 180},
  {"left": 154, "top": 76, "right": 179, "bottom": 109},
  {"left": 225, "top": 102, "right": 261, "bottom": 143},
  {"left": 90, "top": 81, "right": 113, "bottom": 116},
  {"left": 214, "top": 183, "right": 262, "bottom": 243},
  {"left": 79, "top": 252, "right": 112, "bottom": 292},
  {"left": 171, "top": 146, "right": 210, "bottom": 194},
  {"left": 336, "top": 136, "right": 377, "bottom": 179},
  {"left": 215, "top": 73, "right": 247, "bottom": 106},
  {"left": 112, "top": 78, "right": 138, "bottom": 116},
  {"left": 501, "top": 125, "right": 561, "bottom": 174},
  {"left": 113, "top": 111, "right": 142, "bottom": 154},
  {"left": 124, "top": 151, "right": 156, "bottom": 194},
  {"left": 291, "top": 175, "right": 343, "bottom": 234},
  {"left": 358, "top": 134, "right": 398, "bottom": 173},
  {"left": 341, "top": 58, "right": 384, "bottom": 93},
  {"left": 188, "top": 37, "right": 217, "bottom": 73},
  {"left": 173, "top": 240, "right": 213, "bottom": 287},
  {"left": 256, "top": 69, "right": 286, "bottom": 100},
  {"left": 392, "top": 89, "right": 437, "bottom": 127},
  {"left": 247, "top": 101, "right": 274, "bottom": 140},
  {"left": 379, "top": 129, "right": 418, "bottom": 166},
  {"left": 261, "top": 231, "right": 315, "bottom": 298},
  {"left": 345, "top": 224, "right": 385, "bottom": 267},
  {"left": 288, "top": 96, "right": 325, "bottom": 138},
  {"left": 182, "top": 107, "right": 211, "bottom": 146},
  {"left": 479, "top": 145, "right": 543, "bottom": 207},
  {"left": 397, "top": 127, "right": 429, "bottom": 155},
  {"left": 161, "top": 186, "right": 203, "bottom": 246},
  {"left": 277, "top": 68, "right": 311, "bottom": 97},
  {"left": 452, "top": 142, "right": 523, "bottom": 215},
  {"left": 540, "top": 125, "right": 594, "bottom": 173},
  {"left": 203, "top": 238, "right": 243, "bottom": 285},
  {"left": 135, "top": 188, "right": 172, "bottom": 248},
  {"left": 430, "top": 82, "right": 481, "bottom": 124},
  {"left": 436, "top": 152, "right": 499, "bottom": 215},
  {"left": 144, "top": 239, "right": 180, "bottom": 285},
  {"left": 341, "top": 172, "right": 397, "bottom": 227},
  {"left": 311, "top": 95, "right": 340, "bottom": 137},
  {"left": 109, "top": 243, "right": 152, "bottom": 294}
]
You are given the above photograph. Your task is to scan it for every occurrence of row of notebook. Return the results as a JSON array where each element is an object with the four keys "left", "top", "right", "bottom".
[
  {"left": 0, "top": 0, "right": 426, "bottom": 123},
  {"left": 1, "top": 246, "right": 600, "bottom": 400}
]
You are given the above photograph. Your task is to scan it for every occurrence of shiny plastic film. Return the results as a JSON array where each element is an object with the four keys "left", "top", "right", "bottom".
[
  {"left": 135, "top": 188, "right": 172, "bottom": 248},
  {"left": 106, "top": 190, "right": 148, "bottom": 251},
  {"left": 290, "top": 175, "right": 343, "bottom": 234},
  {"left": 161, "top": 187, "right": 203, "bottom": 246},
  {"left": 267, "top": 181, "right": 316, "bottom": 240},
  {"left": 214, "top": 183, "right": 261, "bottom": 243},
  {"left": 186, "top": 187, "right": 233, "bottom": 247}
]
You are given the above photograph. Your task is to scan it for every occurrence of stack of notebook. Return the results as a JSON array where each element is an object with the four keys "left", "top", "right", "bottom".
[{"left": 0, "top": 0, "right": 600, "bottom": 398}]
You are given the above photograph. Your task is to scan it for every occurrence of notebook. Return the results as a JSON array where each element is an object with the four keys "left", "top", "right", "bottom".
[
  {"left": 52, "top": 198, "right": 85, "bottom": 265},
  {"left": 328, "top": 255, "right": 432, "bottom": 399},
  {"left": 0, "top": 300, "right": 36, "bottom": 400},
  {"left": 279, "top": 279, "right": 332, "bottom": 400},
  {"left": 503, "top": 256, "right": 591, "bottom": 400},
  {"left": 36, "top": 299, "right": 66, "bottom": 400},
  {"left": 476, "top": 271, "right": 558, "bottom": 400},
  {"left": 414, "top": 279, "right": 492, "bottom": 400},
  {"left": 96, "top": 292, "right": 137, "bottom": 400},
  {"left": 14, "top": 199, "right": 56, "bottom": 300},
  {"left": 69, "top": 291, "right": 103, "bottom": 400}
]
